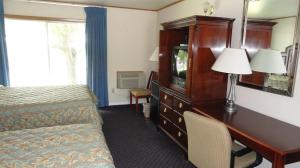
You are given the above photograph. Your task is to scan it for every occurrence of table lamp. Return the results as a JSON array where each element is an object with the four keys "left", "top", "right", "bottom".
[
  {"left": 149, "top": 47, "right": 159, "bottom": 62},
  {"left": 250, "top": 49, "right": 287, "bottom": 88},
  {"left": 212, "top": 48, "right": 252, "bottom": 113},
  {"left": 250, "top": 49, "right": 286, "bottom": 74}
]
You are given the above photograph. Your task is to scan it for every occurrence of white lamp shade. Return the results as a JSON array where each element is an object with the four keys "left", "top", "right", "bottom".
[
  {"left": 250, "top": 49, "right": 286, "bottom": 74},
  {"left": 149, "top": 47, "right": 159, "bottom": 62},
  {"left": 211, "top": 48, "right": 252, "bottom": 74}
]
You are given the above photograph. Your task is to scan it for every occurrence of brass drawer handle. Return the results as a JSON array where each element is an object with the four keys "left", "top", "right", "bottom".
[
  {"left": 163, "top": 108, "right": 167, "bottom": 113},
  {"left": 178, "top": 117, "right": 182, "bottom": 123},
  {"left": 178, "top": 131, "right": 182, "bottom": 137},
  {"left": 179, "top": 102, "right": 183, "bottom": 108},
  {"left": 164, "top": 95, "right": 167, "bottom": 100},
  {"left": 163, "top": 120, "right": 167, "bottom": 125}
]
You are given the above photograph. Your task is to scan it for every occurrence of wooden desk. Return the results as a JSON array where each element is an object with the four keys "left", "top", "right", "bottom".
[{"left": 192, "top": 104, "right": 300, "bottom": 168}]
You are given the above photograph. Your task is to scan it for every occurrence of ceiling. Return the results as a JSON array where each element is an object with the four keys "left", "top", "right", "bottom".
[
  {"left": 247, "top": 0, "right": 299, "bottom": 19},
  {"left": 23, "top": 0, "right": 182, "bottom": 11}
]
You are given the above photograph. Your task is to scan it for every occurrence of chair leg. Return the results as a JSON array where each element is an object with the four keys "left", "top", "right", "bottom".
[
  {"left": 246, "top": 153, "right": 263, "bottom": 168},
  {"left": 146, "top": 97, "right": 150, "bottom": 103},
  {"left": 135, "top": 97, "right": 139, "bottom": 113},
  {"left": 130, "top": 93, "right": 132, "bottom": 108}
]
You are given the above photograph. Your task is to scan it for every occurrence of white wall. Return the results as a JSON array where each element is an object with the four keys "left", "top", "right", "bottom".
[
  {"left": 3, "top": 0, "right": 158, "bottom": 105},
  {"left": 107, "top": 8, "right": 157, "bottom": 105},
  {"left": 271, "top": 17, "right": 296, "bottom": 52},
  {"left": 158, "top": 0, "right": 300, "bottom": 167},
  {"left": 4, "top": 0, "right": 86, "bottom": 19}
]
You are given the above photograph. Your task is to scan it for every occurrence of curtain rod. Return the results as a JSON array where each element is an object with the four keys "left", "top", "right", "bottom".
[{"left": 14, "top": 0, "right": 157, "bottom": 11}]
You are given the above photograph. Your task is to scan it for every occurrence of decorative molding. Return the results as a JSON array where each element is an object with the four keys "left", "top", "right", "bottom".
[
  {"left": 14, "top": 0, "right": 184, "bottom": 12},
  {"left": 157, "top": 0, "right": 184, "bottom": 11}
]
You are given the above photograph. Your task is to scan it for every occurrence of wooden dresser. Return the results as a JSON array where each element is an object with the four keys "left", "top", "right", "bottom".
[
  {"left": 159, "top": 87, "right": 191, "bottom": 150},
  {"left": 158, "top": 16, "right": 235, "bottom": 151}
]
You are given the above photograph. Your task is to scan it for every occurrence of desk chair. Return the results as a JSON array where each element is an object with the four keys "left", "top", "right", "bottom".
[
  {"left": 183, "top": 111, "right": 262, "bottom": 168},
  {"left": 130, "top": 71, "right": 157, "bottom": 112}
]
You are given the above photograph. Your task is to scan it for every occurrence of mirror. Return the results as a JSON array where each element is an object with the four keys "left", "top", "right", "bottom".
[{"left": 238, "top": 0, "right": 300, "bottom": 96}]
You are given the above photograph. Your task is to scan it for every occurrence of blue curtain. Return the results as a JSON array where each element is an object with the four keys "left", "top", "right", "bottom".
[
  {"left": 0, "top": 0, "right": 9, "bottom": 86},
  {"left": 85, "top": 7, "right": 108, "bottom": 107}
]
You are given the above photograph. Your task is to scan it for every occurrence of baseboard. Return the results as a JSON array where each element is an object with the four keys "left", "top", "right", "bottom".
[
  {"left": 109, "top": 101, "right": 129, "bottom": 106},
  {"left": 109, "top": 99, "right": 148, "bottom": 106},
  {"left": 107, "top": 104, "right": 131, "bottom": 108}
]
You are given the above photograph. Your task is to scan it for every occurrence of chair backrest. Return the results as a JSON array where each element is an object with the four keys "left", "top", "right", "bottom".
[
  {"left": 146, "top": 71, "right": 158, "bottom": 89},
  {"left": 183, "top": 111, "right": 232, "bottom": 168}
]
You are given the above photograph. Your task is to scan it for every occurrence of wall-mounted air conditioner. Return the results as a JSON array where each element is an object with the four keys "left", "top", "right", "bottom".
[{"left": 117, "top": 71, "right": 146, "bottom": 89}]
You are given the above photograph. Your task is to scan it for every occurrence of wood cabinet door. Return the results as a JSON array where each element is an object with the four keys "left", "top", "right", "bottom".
[{"left": 190, "top": 22, "right": 229, "bottom": 104}]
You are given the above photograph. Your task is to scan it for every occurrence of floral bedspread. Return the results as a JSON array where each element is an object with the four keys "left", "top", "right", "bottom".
[
  {"left": 0, "top": 124, "right": 115, "bottom": 168},
  {"left": 0, "top": 85, "right": 102, "bottom": 131}
]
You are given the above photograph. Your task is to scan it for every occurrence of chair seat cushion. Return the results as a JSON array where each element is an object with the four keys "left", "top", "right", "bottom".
[
  {"left": 232, "top": 143, "right": 257, "bottom": 168},
  {"left": 131, "top": 89, "right": 151, "bottom": 97}
]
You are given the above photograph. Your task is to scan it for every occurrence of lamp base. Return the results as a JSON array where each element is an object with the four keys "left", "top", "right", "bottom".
[
  {"left": 225, "top": 74, "right": 238, "bottom": 113},
  {"left": 225, "top": 100, "right": 237, "bottom": 113}
]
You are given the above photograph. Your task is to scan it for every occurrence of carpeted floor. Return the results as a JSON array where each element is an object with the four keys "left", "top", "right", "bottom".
[{"left": 99, "top": 105, "right": 196, "bottom": 168}]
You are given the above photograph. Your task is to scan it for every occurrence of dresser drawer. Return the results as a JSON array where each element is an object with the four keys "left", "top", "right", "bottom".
[
  {"left": 159, "top": 115, "right": 187, "bottom": 148},
  {"left": 174, "top": 127, "right": 187, "bottom": 148},
  {"left": 159, "top": 115, "right": 175, "bottom": 136},
  {"left": 160, "top": 90, "right": 173, "bottom": 107},
  {"left": 160, "top": 103, "right": 172, "bottom": 116},
  {"left": 173, "top": 97, "right": 191, "bottom": 115},
  {"left": 160, "top": 104, "right": 186, "bottom": 131}
]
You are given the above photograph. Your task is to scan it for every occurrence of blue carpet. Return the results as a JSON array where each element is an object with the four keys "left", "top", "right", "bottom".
[{"left": 100, "top": 105, "right": 195, "bottom": 168}]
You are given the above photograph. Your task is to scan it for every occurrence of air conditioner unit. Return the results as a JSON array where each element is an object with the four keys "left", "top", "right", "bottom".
[{"left": 117, "top": 71, "right": 146, "bottom": 89}]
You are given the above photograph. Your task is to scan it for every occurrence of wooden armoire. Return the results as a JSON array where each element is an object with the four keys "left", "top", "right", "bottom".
[{"left": 158, "top": 16, "right": 235, "bottom": 151}]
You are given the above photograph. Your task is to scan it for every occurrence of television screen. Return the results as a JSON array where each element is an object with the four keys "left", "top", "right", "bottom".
[{"left": 171, "top": 46, "right": 188, "bottom": 88}]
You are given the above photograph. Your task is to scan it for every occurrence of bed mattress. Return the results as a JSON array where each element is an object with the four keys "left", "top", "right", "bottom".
[
  {"left": 0, "top": 123, "right": 114, "bottom": 168},
  {"left": 0, "top": 85, "right": 102, "bottom": 131}
]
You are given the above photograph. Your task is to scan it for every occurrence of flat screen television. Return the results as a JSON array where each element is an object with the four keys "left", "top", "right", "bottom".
[{"left": 171, "top": 45, "right": 188, "bottom": 89}]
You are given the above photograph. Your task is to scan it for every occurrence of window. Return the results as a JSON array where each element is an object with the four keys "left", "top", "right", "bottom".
[{"left": 5, "top": 18, "right": 86, "bottom": 87}]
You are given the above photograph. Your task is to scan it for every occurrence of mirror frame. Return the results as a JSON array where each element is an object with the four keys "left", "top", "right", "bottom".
[{"left": 237, "top": 0, "right": 300, "bottom": 97}]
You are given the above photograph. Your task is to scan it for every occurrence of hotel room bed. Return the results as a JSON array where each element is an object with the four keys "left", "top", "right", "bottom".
[
  {"left": 0, "top": 123, "right": 115, "bottom": 168},
  {"left": 0, "top": 85, "right": 102, "bottom": 131},
  {"left": 0, "top": 85, "right": 115, "bottom": 167}
]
